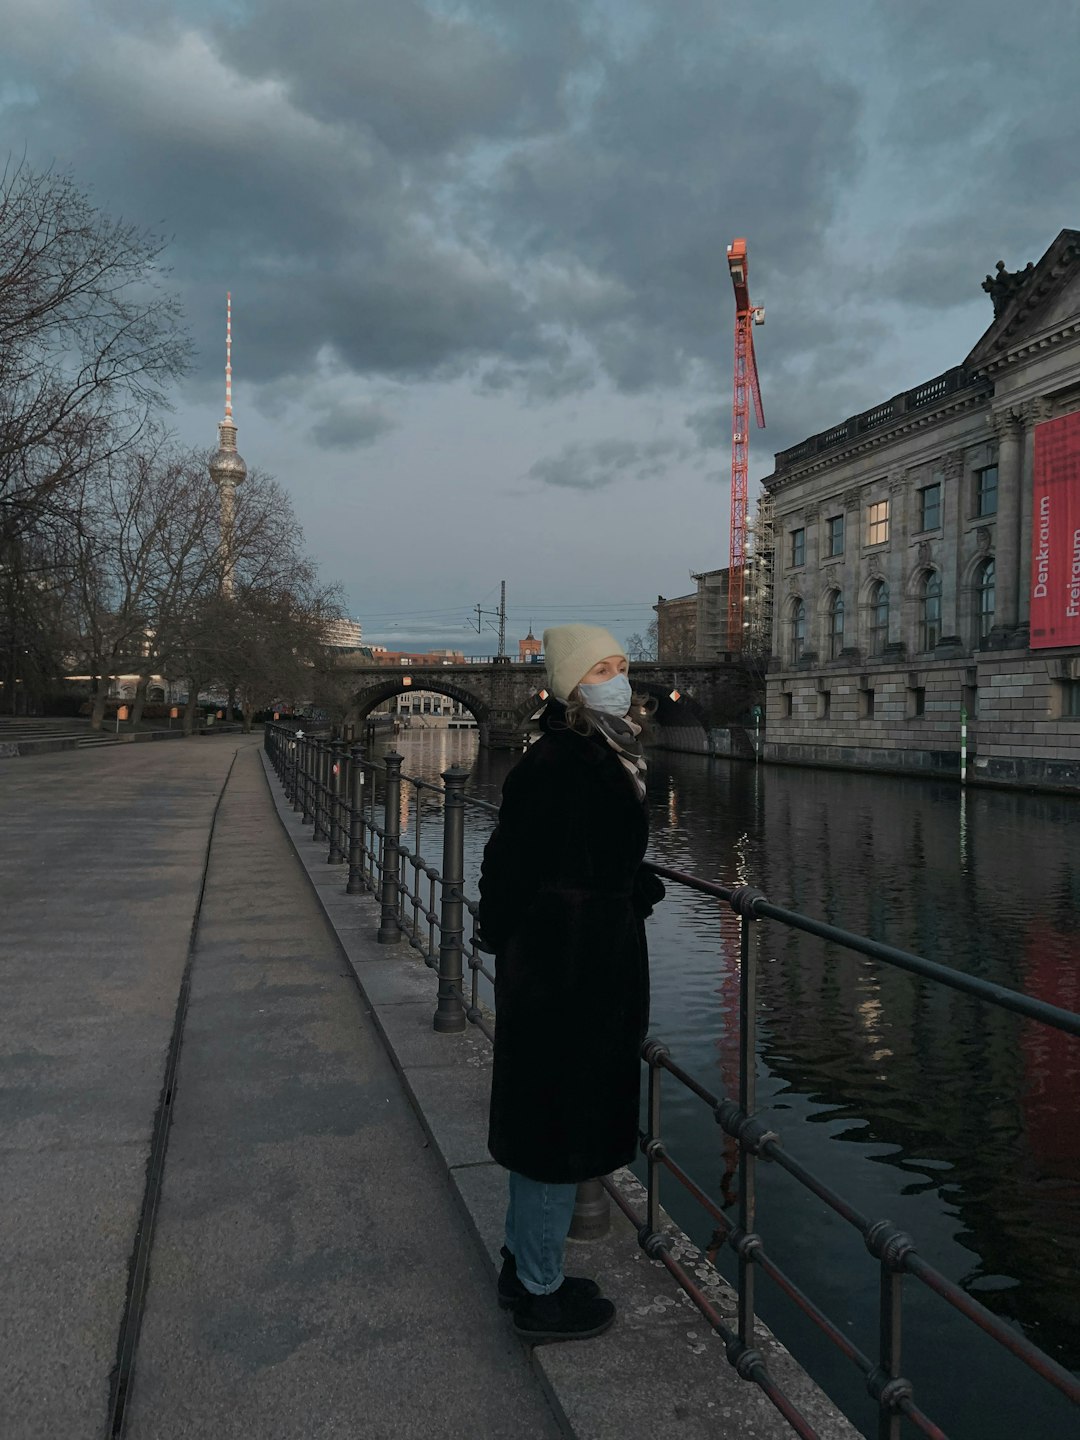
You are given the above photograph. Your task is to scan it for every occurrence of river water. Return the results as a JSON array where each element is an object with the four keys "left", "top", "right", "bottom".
[{"left": 375, "top": 727, "right": 1080, "bottom": 1440}]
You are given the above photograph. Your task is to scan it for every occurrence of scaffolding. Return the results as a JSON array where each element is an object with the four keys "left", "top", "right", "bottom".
[{"left": 743, "top": 492, "right": 775, "bottom": 663}]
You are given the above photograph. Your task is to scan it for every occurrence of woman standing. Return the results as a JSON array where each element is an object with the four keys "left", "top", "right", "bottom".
[{"left": 478, "top": 624, "right": 664, "bottom": 1343}]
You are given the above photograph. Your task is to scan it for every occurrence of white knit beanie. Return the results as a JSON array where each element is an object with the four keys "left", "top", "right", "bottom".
[{"left": 542, "top": 625, "right": 626, "bottom": 702}]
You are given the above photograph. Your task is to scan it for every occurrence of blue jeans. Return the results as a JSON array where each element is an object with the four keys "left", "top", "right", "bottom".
[{"left": 504, "top": 1172, "right": 578, "bottom": 1295}]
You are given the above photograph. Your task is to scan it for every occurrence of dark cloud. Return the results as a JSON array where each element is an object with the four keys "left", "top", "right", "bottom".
[
  {"left": 0, "top": 0, "right": 1075, "bottom": 507},
  {"left": 528, "top": 436, "right": 687, "bottom": 491},
  {"left": 308, "top": 398, "right": 396, "bottom": 451}
]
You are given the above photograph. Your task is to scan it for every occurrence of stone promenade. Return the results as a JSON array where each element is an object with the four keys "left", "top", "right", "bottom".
[
  {"left": 1, "top": 736, "right": 856, "bottom": 1440},
  {"left": 0, "top": 738, "right": 562, "bottom": 1440}
]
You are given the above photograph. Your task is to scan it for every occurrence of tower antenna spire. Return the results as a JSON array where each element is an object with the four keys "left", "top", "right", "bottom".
[
  {"left": 209, "top": 291, "right": 247, "bottom": 598},
  {"left": 225, "top": 290, "right": 233, "bottom": 420}
]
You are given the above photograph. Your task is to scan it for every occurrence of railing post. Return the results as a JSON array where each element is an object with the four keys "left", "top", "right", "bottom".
[
  {"left": 433, "top": 765, "right": 468, "bottom": 1033},
  {"left": 327, "top": 743, "right": 346, "bottom": 864},
  {"left": 377, "top": 751, "right": 403, "bottom": 944},
  {"left": 300, "top": 735, "right": 314, "bottom": 824},
  {"left": 737, "top": 902, "right": 759, "bottom": 1350},
  {"left": 570, "top": 1178, "right": 610, "bottom": 1240},
  {"left": 346, "top": 743, "right": 366, "bottom": 894},
  {"left": 291, "top": 732, "right": 304, "bottom": 813},
  {"left": 315, "top": 740, "right": 331, "bottom": 842},
  {"left": 876, "top": 1262, "right": 905, "bottom": 1440},
  {"left": 645, "top": 1041, "right": 665, "bottom": 1240}
]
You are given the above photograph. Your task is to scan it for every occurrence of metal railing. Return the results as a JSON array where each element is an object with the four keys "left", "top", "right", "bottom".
[{"left": 263, "top": 721, "right": 1080, "bottom": 1439}]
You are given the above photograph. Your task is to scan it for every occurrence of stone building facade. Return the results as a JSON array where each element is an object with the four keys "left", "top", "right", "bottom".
[
  {"left": 763, "top": 230, "right": 1080, "bottom": 791},
  {"left": 654, "top": 591, "right": 697, "bottom": 661}
]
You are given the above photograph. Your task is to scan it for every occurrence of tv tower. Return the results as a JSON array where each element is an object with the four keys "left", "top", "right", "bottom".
[{"left": 208, "top": 292, "right": 247, "bottom": 597}]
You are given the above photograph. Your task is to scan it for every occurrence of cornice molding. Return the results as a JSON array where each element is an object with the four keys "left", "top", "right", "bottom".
[{"left": 765, "top": 387, "right": 991, "bottom": 492}]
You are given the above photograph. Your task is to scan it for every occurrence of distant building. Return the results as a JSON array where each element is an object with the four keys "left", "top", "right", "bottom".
[
  {"left": 518, "top": 629, "right": 542, "bottom": 663},
  {"left": 654, "top": 568, "right": 731, "bottom": 661},
  {"left": 323, "top": 617, "right": 364, "bottom": 653},
  {"left": 389, "top": 690, "right": 477, "bottom": 727},
  {"left": 654, "top": 592, "right": 696, "bottom": 662},
  {"left": 763, "top": 228, "right": 1080, "bottom": 791}
]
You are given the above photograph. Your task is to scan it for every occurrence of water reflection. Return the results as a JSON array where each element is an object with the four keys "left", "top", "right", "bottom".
[{"left": 379, "top": 732, "right": 1080, "bottom": 1440}]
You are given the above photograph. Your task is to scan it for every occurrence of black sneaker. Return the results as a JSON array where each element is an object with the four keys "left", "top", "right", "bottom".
[
  {"left": 497, "top": 1246, "right": 601, "bottom": 1310},
  {"left": 512, "top": 1282, "right": 616, "bottom": 1344}
]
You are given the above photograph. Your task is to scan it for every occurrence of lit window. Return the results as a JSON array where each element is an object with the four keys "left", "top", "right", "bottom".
[
  {"left": 976, "top": 465, "right": 998, "bottom": 517},
  {"left": 919, "top": 483, "right": 941, "bottom": 531},
  {"left": 921, "top": 572, "right": 941, "bottom": 651},
  {"left": 977, "top": 559, "right": 995, "bottom": 642},
  {"left": 791, "top": 599, "right": 806, "bottom": 664},
  {"left": 866, "top": 500, "right": 889, "bottom": 546},
  {"left": 869, "top": 580, "right": 889, "bottom": 656},
  {"left": 826, "top": 514, "right": 844, "bottom": 557},
  {"left": 790, "top": 528, "right": 806, "bottom": 567},
  {"left": 828, "top": 590, "right": 845, "bottom": 659}
]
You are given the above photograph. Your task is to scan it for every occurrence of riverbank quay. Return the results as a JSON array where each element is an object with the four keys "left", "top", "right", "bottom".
[
  {"left": 258, "top": 745, "right": 861, "bottom": 1439},
  {"left": 0, "top": 739, "right": 565, "bottom": 1440}
]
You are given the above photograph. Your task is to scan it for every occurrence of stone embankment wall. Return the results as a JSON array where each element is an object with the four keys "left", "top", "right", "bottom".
[{"left": 765, "top": 647, "right": 1080, "bottom": 791}]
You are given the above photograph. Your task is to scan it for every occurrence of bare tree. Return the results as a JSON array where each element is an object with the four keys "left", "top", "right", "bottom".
[{"left": 0, "top": 158, "right": 189, "bottom": 538}]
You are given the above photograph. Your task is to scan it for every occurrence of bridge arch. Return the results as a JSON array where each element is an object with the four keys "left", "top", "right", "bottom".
[{"left": 348, "top": 678, "right": 492, "bottom": 733}]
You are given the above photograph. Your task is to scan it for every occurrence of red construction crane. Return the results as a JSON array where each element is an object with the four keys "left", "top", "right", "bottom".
[{"left": 725, "top": 238, "right": 766, "bottom": 652}]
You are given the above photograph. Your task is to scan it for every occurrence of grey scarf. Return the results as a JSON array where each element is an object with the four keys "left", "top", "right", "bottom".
[{"left": 591, "top": 711, "right": 648, "bottom": 802}]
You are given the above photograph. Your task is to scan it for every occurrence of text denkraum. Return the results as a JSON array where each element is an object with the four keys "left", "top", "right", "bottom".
[
  {"left": 1034, "top": 495, "right": 1052, "bottom": 597},
  {"left": 1067, "top": 527, "right": 1080, "bottom": 618}
]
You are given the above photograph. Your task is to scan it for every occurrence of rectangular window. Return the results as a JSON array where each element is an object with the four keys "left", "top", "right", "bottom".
[
  {"left": 908, "top": 686, "right": 926, "bottom": 718},
  {"left": 781, "top": 692, "right": 793, "bottom": 718},
  {"left": 919, "top": 483, "right": 941, "bottom": 531},
  {"left": 826, "top": 514, "right": 844, "bottom": 557},
  {"left": 977, "top": 465, "right": 998, "bottom": 517},
  {"left": 818, "top": 690, "right": 831, "bottom": 719},
  {"left": 1062, "top": 680, "right": 1080, "bottom": 718},
  {"left": 866, "top": 500, "right": 890, "bottom": 546},
  {"left": 790, "top": 528, "right": 805, "bottom": 567},
  {"left": 859, "top": 688, "right": 875, "bottom": 719}
]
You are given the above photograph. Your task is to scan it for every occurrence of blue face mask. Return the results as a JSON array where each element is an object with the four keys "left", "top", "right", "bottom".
[{"left": 580, "top": 672, "right": 632, "bottom": 717}]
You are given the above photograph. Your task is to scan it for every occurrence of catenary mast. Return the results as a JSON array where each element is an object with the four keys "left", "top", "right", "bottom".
[
  {"left": 725, "top": 240, "right": 766, "bottom": 651},
  {"left": 208, "top": 292, "right": 247, "bottom": 597}
]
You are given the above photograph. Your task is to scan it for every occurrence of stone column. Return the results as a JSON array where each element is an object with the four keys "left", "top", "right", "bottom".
[
  {"left": 942, "top": 450, "right": 965, "bottom": 642},
  {"left": 991, "top": 409, "right": 1023, "bottom": 637},
  {"left": 1017, "top": 398, "right": 1053, "bottom": 639},
  {"left": 802, "top": 504, "right": 821, "bottom": 663},
  {"left": 887, "top": 472, "right": 911, "bottom": 650},
  {"left": 843, "top": 487, "right": 862, "bottom": 655}
]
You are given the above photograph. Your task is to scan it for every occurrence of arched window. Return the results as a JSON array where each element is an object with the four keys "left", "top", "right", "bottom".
[
  {"left": 921, "top": 571, "right": 941, "bottom": 651},
  {"left": 791, "top": 599, "right": 806, "bottom": 664},
  {"left": 828, "top": 590, "right": 845, "bottom": 659},
  {"left": 869, "top": 580, "right": 889, "bottom": 656},
  {"left": 977, "top": 559, "right": 995, "bottom": 641}
]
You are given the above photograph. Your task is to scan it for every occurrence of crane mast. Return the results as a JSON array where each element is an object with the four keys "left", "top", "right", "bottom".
[{"left": 725, "top": 238, "right": 765, "bottom": 652}]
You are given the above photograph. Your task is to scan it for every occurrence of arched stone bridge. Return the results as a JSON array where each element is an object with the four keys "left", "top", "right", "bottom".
[{"left": 337, "top": 657, "right": 761, "bottom": 753}]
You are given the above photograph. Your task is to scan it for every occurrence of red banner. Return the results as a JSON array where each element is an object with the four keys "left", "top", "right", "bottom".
[{"left": 1030, "top": 409, "right": 1080, "bottom": 648}]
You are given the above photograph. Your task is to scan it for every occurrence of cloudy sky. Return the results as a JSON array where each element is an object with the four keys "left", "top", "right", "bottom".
[{"left": 3, "top": 0, "right": 1078, "bottom": 651}]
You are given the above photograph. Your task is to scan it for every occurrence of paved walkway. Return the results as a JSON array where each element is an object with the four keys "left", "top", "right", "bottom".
[{"left": 0, "top": 739, "right": 562, "bottom": 1439}]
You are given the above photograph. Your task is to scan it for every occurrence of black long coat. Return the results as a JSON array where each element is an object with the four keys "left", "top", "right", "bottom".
[{"left": 478, "top": 705, "right": 663, "bottom": 1184}]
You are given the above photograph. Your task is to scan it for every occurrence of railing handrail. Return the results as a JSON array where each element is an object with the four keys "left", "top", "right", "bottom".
[
  {"left": 262, "top": 722, "right": 1080, "bottom": 1438},
  {"left": 643, "top": 862, "right": 1080, "bottom": 1038}
]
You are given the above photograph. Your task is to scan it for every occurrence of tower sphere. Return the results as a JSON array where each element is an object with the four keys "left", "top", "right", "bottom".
[{"left": 210, "top": 420, "right": 247, "bottom": 486}]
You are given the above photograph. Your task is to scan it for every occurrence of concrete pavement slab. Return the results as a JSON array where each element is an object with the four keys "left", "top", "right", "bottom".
[
  {"left": 0, "top": 740, "right": 243, "bottom": 1440},
  {"left": 123, "top": 744, "right": 563, "bottom": 1440}
]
